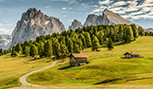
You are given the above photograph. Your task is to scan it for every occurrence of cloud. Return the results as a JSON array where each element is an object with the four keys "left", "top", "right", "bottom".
[
  {"left": 44, "top": 6, "right": 50, "bottom": 8},
  {"left": 0, "top": 21, "right": 13, "bottom": 35},
  {"left": 91, "top": 0, "right": 153, "bottom": 20},
  {"left": 50, "top": 0, "right": 78, "bottom": 4}
]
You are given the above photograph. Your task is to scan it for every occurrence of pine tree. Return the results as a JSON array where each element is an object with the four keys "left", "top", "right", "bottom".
[
  {"left": 44, "top": 40, "right": 52, "bottom": 57},
  {"left": 60, "top": 43, "right": 69, "bottom": 57},
  {"left": 30, "top": 45, "right": 38, "bottom": 57},
  {"left": 11, "top": 46, "right": 17, "bottom": 57},
  {"left": 83, "top": 32, "right": 91, "bottom": 47},
  {"left": 97, "top": 30, "right": 104, "bottom": 45},
  {"left": 131, "top": 24, "right": 139, "bottom": 40},
  {"left": 0, "top": 49, "right": 3, "bottom": 56},
  {"left": 15, "top": 43, "right": 22, "bottom": 53},
  {"left": 66, "top": 38, "right": 73, "bottom": 53},
  {"left": 4, "top": 50, "right": 7, "bottom": 54},
  {"left": 124, "top": 26, "right": 134, "bottom": 43},
  {"left": 73, "top": 43, "right": 80, "bottom": 53},
  {"left": 118, "top": 25, "right": 124, "bottom": 42},
  {"left": 24, "top": 46, "right": 30, "bottom": 56},
  {"left": 106, "top": 38, "right": 114, "bottom": 50},
  {"left": 138, "top": 27, "right": 145, "bottom": 36},
  {"left": 78, "top": 34, "right": 87, "bottom": 48},
  {"left": 91, "top": 35, "right": 100, "bottom": 51},
  {"left": 53, "top": 39, "right": 61, "bottom": 57},
  {"left": 38, "top": 41, "right": 44, "bottom": 57}
]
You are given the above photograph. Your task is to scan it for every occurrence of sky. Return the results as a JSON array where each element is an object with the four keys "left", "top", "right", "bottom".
[{"left": 0, "top": 0, "right": 153, "bottom": 35}]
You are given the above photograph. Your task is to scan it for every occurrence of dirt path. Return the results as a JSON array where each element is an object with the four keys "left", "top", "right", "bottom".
[{"left": 19, "top": 61, "right": 57, "bottom": 86}]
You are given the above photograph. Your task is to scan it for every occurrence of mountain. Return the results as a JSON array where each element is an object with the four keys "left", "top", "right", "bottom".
[
  {"left": 84, "top": 14, "right": 103, "bottom": 27},
  {"left": 145, "top": 28, "right": 153, "bottom": 32},
  {"left": 0, "top": 34, "right": 12, "bottom": 49},
  {"left": 10, "top": 8, "right": 65, "bottom": 48},
  {"left": 84, "top": 9, "right": 133, "bottom": 26},
  {"left": 68, "top": 19, "right": 82, "bottom": 30}
]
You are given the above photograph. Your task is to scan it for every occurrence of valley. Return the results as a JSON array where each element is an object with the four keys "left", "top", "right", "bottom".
[{"left": 1, "top": 36, "right": 153, "bottom": 89}]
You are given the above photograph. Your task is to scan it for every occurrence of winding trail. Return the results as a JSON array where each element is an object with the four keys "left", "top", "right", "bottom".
[{"left": 19, "top": 61, "right": 57, "bottom": 86}]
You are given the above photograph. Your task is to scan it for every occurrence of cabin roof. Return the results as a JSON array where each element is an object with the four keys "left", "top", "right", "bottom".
[
  {"left": 70, "top": 53, "right": 89, "bottom": 59},
  {"left": 124, "top": 52, "right": 140, "bottom": 56}
]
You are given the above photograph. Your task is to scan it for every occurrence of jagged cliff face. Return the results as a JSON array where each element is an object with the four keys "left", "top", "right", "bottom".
[
  {"left": 68, "top": 19, "right": 82, "bottom": 30},
  {"left": 84, "top": 9, "right": 132, "bottom": 26},
  {"left": 84, "top": 14, "right": 103, "bottom": 27},
  {"left": 10, "top": 8, "right": 65, "bottom": 48},
  {"left": 102, "top": 9, "right": 132, "bottom": 25},
  {"left": 0, "top": 34, "right": 12, "bottom": 49},
  {"left": 145, "top": 28, "right": 153, "bottom": 32}
]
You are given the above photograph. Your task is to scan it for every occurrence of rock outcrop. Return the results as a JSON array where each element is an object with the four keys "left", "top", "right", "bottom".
[
  {"left": 145, "top": 28, "right": 153, "bottom": 32},
  {"left": 68, "top": 19, "right": 82, "bottom": 30},
  {"left": 84, "top": 14, "right": 103, "bottom": 27},
  {"left": 10, "top": 8, "right": 65, "bottom": 48},
  {"left": 84, "top": 9, "right": 132, "bottom": 27},
  {"left": 0, "top": 34, "right": 12, "bottom": 49}
]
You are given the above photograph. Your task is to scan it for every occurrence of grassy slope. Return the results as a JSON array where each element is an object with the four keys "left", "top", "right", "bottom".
[
  {"left": 27, "top": 36, "right": 153, "bottom": 86},
  {"left": 0, "top": 55, "right": 52, "bottom": 89}
]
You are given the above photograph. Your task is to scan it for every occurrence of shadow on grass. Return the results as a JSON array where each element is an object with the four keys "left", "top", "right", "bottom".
[
  {"left": 58, "top": 65, "right": 74, "bottom": 70},
  {"left": 28, "top": 58, "right": 40, "bottom": 61},
  {"left": 93, "top": 77, "right": 123, "bottom": 85}
]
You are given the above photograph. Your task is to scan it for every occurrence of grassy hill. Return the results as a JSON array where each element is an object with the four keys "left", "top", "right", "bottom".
[
  {"left": 26, "top": 36, "right": 153, "bottom": 86},
  {"left": 0, "top": 55, "right": 52, "bottom": 89}
]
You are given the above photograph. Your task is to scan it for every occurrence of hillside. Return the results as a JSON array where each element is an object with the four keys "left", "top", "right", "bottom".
[
  {"left": 24, "top": 36, "right": 153, "bottom": 87},
  {"left": 0, "top": 55, "right": 53, "bottom": 89}
]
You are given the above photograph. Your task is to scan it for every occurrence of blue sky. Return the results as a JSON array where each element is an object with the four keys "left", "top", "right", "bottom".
[{"left": 0, "top": 0, "right": 153, "bottom": 35}]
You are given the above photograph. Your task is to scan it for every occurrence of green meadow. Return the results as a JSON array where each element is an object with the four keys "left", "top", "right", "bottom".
[
  {"left": 26, "top": 36, "right": 153, "bottom": 86},
  {"left": 0, "top": 55, "right": 52, "bottom": 89},
  {"left": 2, "top": 36, "right": 153, "bottom": 89}
]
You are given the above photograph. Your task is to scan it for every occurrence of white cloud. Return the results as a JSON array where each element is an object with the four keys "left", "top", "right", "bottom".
[
  {"left": 91, "top": 0, "right": 153, "bottom": 20},
  {"left": 62, "top": 7, "right": 66, "bottom": 10},
  {"left": 50, "top": 0, "right": 78, "bottom": 4},
  {"left": 44, "top": 6, "right": 50, "bottom": 8}
]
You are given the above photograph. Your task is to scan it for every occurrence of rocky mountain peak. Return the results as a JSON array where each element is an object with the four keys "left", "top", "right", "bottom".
[
  {"left": 10, "top": 8, "right": 65, "bottom": 48},
  {"left": 102, "top": 9, "right": 132, "bottom": 25},
  {"left": 68, "top": 19, "right": 82, "bottom": 30},
  {"left": 84, "top": 14, "right": 103, "bottom": 27},
  {"left": 84, "top": 9, "right": 133, "bottom": 27}
]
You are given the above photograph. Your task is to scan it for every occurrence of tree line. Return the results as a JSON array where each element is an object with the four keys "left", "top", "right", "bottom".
[{"left": 10, "top": 24, "right": 144, "bottom": 58}]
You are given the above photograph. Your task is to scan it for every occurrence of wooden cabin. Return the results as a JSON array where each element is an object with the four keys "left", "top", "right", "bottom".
[
  {"left": 123, "top": 52, "right": 140, "bottom": 58},
  {"left": 70, "top": 53, "right": 89, "bottom": 66}
]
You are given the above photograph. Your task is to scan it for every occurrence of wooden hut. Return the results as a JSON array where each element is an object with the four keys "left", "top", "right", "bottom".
[
  {"left": 123, "top": 52, "right": 140, "bottom": 58},
  {"left": 70, "top": 53, "right": 89, "bottom": 66}
]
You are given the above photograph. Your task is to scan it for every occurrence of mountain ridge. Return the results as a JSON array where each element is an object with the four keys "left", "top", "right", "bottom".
[{"left": 10, "top": 8, "right": 65, "bottom": 48}]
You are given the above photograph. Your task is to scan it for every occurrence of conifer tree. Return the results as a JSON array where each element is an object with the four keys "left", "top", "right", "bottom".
[
  {"left": 66, "top": 38, "right": 73, "bottom": 53},
  {"left": 138, "top": 27, "right": 145, "bottom": 36},
  {"left": 30, "top": 45, "right": 38, "bottom": 57},
  {"left": 97, "top": 30, "right": 104, "bottom": 45},
  {"left": 124, "top": 26, "right": 134, "bottom": 43},
  {"left": 60, "top": 43, "right": 69, "bottom": 57},
  {"left": 83, "top": 32, "right": 91, "bottom": 47},
  {"left": 0, "top": 49, "right": 3, "bottom": 56},
  {"left": 53, "top": 39, "right": 61, "bottom": 57},
  {"left": 44, "top": 40, "right": 52, "bottom": 57},
  {"left": 91, "top": 35, "right": 100, "bottom": 51},
  {"left": 131, "top": 24, "right": 139, "bottom": 39},
  {"left": 118, "top": 25, "right": 124, "bottom": 42},
  {"left": 24, "top": 46, "right": 30, "bottom": 56},
  {"left": 73, "top": 43, "right": 80, "bottom": 53},
  {"left": 106, "top": 38, "right": 114, "bottom": 50},
  {"left": 78, "top": 34, "right": 87, "bottom": 48},
  {"left": 38, "top": 41, "right": 44, "bottom": 57},
  {"left": 15, "top": 43, "right": 22, "bottom": 53},
  {"left": 11, "top": 46, "right": 17, "bottom": 57}
]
